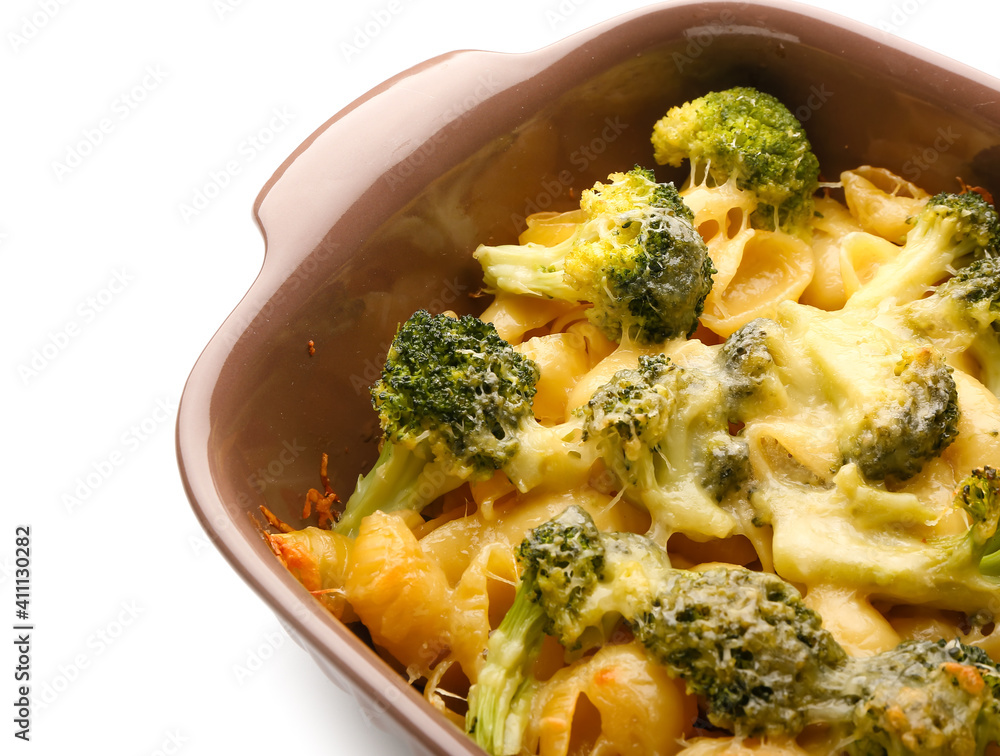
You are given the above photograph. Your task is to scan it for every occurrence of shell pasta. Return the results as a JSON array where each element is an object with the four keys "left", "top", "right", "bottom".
[{"left": 267, "top": 87, "right": 1000, "bottom": 756}]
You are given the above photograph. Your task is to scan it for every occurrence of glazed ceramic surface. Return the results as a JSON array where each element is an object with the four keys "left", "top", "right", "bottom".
[{"left": 176, "top": 2, "right": 1000, "bottom": 753}]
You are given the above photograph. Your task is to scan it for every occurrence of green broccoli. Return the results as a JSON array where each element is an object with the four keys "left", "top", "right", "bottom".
[
  {"left": 953, "top": 466, "right": 1000, "bottom": 577},
  {"left": 648, "top": 575, "right": 1000, "bottom": 750},
  {"left": 335, "top": 310, "right": 592, "bottom": 537},
  {"left": 839, "top": 639, "right": 1000, "bottom": 755},
  {"left": 720, "top": 303, "right": 960, "bottom": 483},
  {"left": 632, "top": 566, "right": 846, "bottom": 737},
  {"left": 471, "top": 507, "right": 1000, "bottom": 753},
  {"left": 465, "top": 505, "right": 671, "bottom": 756},
  {"left": 651, "top": 86, "right": 820, "bottom": 236},
  {"left": 718, "top": 316, "right": 790, "bottom": 422},
  {"left": 847, "top": 191, "right": 1000, "bottom": 312},
  {"left": 474, "top": 167, "right": 716, "bottom": 344},
  {"left": 903, "top": 254, "right": 1000, "bottom": 397},
  {"left": 921, "top": 254, "right": 1000, "bottom": 325},
  {"left": 837, "top": 344, "right": 960, "bottom": 482},
  {"left": 578, "top": 353, "right": 747, "bottom": 540}
]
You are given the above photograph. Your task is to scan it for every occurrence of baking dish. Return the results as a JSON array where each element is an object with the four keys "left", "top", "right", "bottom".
[{"left": 176, "top": 2, "right": 1000, "bottom": 753}]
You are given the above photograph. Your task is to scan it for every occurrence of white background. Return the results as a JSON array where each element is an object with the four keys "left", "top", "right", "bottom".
[{"left": 2, "top": 0, "right": 997, "bottom": 754}]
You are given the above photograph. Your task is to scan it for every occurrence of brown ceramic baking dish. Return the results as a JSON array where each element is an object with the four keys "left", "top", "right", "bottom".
[{"left": 176, "top": 1, "right": 1000, "bottom": 753}]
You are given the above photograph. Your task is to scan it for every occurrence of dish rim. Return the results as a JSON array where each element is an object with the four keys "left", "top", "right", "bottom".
[{"left": 176, "top": 1, "right": 1000, "bottom": 753}]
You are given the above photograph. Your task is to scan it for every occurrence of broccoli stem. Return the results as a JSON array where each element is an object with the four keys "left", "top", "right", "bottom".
[
  {"left": 476, "top": 239, "right": 579, "bottom": 300},
  {"left": 849, "top": 211, "right": 989, "bottom": 311},
  {"left": 980, "top": 532, "right": 1000, "bottom": 576},
  {"left": 466, "top": 582, "right": 547, "bottom": 756},
  {"left": 333, "top": 441, "right": 466, "bottom": 538}
]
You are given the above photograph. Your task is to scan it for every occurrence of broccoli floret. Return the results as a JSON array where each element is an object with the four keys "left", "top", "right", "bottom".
[
  {"left": 731, "top": 303, "right": 961, "bottom": 483},
  {"left": 473, "top": 508, "right": 1000, "bottom": 751},
  {"left": 651, "top": 86, "right": 820, "bottom": 236},
  {"left": 336, "top": 310, "right": 589, "bottom": 537},
  {"left": 513, "top": 506, "right": 607, "bottom": 638},
  {"left": 931, "top": 254, "right": 1000, "bottom": 320},
  {"left": 719, "top": 317, "right": 789, "bottom": 422},
  {"left": 578, "top": 354, "right": 746, "bottom": 539},
  {"left": 840, "top": 639, "right": 1000, "bottom": 755},
  {"left": 952, "top": 467, "right": 1000, "bottom": 577},
  {"left": 848, "top": 191, "right": 1000, "bottom": 312},
  {"left": 838, "top": 345, "right": 960, "bottom": 482},
  {"left": 632, "top": 566, "right": 846, "bottom": 738},
  {"left": 474, "top": 167, "right": 716, "bottom": 344},
  {"left": 465, "top": 505, "right": 671, "bottom": 756},
  {"left": 903, "top": 254, "right": 1000, "bottom": 396},
  {"left": 465, "top": 506, "right": 604, "bottom": 756},
  {"left": 643, "top": 570, "right": 998, "bottom": 751}
]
